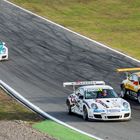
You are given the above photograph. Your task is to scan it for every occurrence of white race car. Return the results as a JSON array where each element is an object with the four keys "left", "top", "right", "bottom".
[
  {"left": 0, "top": 42, "right": 8, "bottom": 61},
  {"left": 64, "top": 81, "right": 131, "bottom": 121}
]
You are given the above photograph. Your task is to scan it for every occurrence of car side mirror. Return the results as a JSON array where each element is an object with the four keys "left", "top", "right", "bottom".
[{"left": 79, "top": 95, "right": 84, "bottom": 100}]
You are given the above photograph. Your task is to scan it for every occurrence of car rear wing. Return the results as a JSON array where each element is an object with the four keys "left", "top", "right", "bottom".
[
  {"left": 63, "top": 81, "right": 105, "bottom": 87},
  {"left": 116, "top": 67, "right": 140, "bottom": 78},
  {"left": 117, "top": 68, "right": 140, "bottom": 72},
  {"left": 63, "top": 81, "right": 105, "bottom": 92}
]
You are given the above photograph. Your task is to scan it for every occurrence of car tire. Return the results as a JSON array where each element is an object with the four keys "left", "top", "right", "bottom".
[
  {"left": 66, "top": 100, "right": 72, "bottom": 115},
  {"left": 137, "top": 92, "right": 140, "bottom": 104},
  {"left": 121, "top": 84, "right": 127, "bottom": 98},
  {"left": 83, "top": 106, "right": 88, "bottom": 121}
]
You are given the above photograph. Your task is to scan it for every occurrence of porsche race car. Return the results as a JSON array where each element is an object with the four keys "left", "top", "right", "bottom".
[
  {"left": 63, "top": 81, "right": 131, "bottom": 121},
  {"left": 117, "top": 68, "right": 140, "bottom": 103},
  {"left": 0, "top": 42, "right": 8, "bottom": 61}
]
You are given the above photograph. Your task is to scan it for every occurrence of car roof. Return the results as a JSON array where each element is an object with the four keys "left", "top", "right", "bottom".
[{"left": 80, "top": 85, "right": 113, "bottom": 90}]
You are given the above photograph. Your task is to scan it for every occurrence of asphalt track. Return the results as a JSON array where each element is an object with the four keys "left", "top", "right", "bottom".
[{"left": 0, "top": 1, "right": 140, "bottom": 140}]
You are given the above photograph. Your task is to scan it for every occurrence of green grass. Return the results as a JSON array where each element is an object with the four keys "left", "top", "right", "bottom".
[
  {"left": 33, "top": 119, "right": 95, "bottom": 140},
  {"left": 10, "top": 0, "right": 140, "bottom": 59},
  {"left": 0, "top": 88, "right": 42, "bottom": 122}
]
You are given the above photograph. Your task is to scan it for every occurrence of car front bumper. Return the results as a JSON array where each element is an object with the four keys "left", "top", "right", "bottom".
[
  {"left": 89, "top": 111, "right": 131, "bottom": 121},
  {"left": 0, "top": 53, "right": 8, "bottom": 61}
]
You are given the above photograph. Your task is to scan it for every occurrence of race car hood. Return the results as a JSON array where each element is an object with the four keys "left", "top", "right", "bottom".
[{"left": 87, "top": 98, "right": 127, "bottom": 109}]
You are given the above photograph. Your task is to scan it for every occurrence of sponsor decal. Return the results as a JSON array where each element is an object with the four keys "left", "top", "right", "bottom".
[
  {"left": 96, "top": 100, "right": 109, "bottom": 108},
  {"left": 93, "top": 109, "right": 105, "bottom": 113},
  {"left": 70, "top": 95, "right": 77, "bottom": 103},
  {"left": 76, "top": 81, "right": 104, "bottom": 85},
  {"left": 95, "top": 99, "right": 101, "bottom": 103}
]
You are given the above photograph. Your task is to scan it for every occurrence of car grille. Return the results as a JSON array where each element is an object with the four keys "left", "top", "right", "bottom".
[
  {"left": 107, "top": 116, "right": 120, "bottom": 119},
  {"left": 94, "top": 114, "right": 102, "bottom": 118},
  {"left": 2, "top": 55, "right": 6, "bottom": 58}
]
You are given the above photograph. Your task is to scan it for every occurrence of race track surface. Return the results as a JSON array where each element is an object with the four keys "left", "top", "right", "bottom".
[{"left": 0, "top": 1, "right": 140, "bottom": 140}]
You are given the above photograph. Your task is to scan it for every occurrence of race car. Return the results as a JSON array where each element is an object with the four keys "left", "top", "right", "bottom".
[
  {"left": 63, "top": 81, "right": 131, "bottom": 121},
  {"left": 117, "top": 68, "right": 140, "bottom": 103},
  {"left": 0, "top": 41, "right": 8, "bottom": 61}
]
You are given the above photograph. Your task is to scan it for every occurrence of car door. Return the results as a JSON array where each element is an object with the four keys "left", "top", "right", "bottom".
[
  {"left": 73, "top": 88, "right": 82, "bottom": 114},
  {"left": 76, "top": 88, "right": 84, "bottom": 114}
]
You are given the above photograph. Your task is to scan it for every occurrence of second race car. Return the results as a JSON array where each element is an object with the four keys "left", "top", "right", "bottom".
[
  {"left": 0, "top": 41, "right": 8, "bottom": 61},
  {"left": 117, "top": 68, "right": 140, "bottom": 103},
  {"left": 64, "top": 81, "right": 131, "bottom": 121}
]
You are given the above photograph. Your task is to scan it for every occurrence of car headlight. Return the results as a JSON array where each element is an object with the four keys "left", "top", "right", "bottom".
[
  {"left": 91, "top": 103, "right": 98, "bottom": 109},
  {"left": 2, "top": 48, "right": 6, "bottom": 53},
  {"left": 123, "top": 102, "right": 129, "bottom": 109}
]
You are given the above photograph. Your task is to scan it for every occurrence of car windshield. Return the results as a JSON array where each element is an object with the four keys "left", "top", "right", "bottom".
[
  {"left": 85, "top": 89, "right": 118, "bottom": 99},
  {"left": 0, "top": 42, "right": 4, "bottom": 50},
  {"left": 0, "top": 44, "right": 3, "bottom": 49}
]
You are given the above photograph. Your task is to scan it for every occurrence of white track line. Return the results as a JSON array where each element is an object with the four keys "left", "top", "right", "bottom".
[{"left": 4, "top": 0, "right": 140, "bottom": 64}]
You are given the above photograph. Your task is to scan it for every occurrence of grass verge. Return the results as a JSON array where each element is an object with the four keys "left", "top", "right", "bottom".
[
  {"left": 10, "top": 0, "right": 140, "bottom": 60},
  {"left": 33, "top": 120, "right": 95, "bottom": 140},
  {"left": 0, "top": 87, "right": 42, "bottom": 123}
]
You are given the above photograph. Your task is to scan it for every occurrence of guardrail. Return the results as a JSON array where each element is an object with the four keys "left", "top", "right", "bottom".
[{"left": 0, "top": 80, "right": 103, "bottom": 140}]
